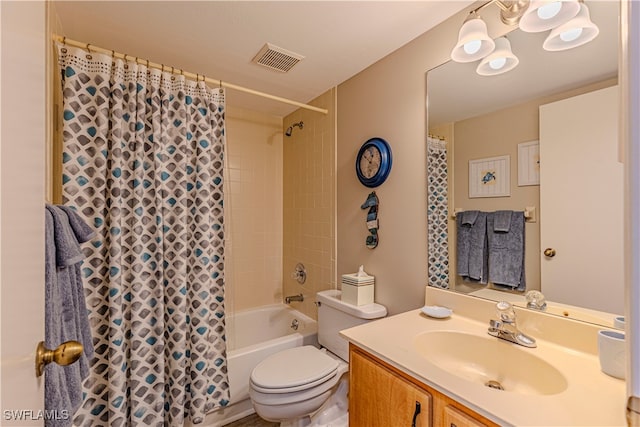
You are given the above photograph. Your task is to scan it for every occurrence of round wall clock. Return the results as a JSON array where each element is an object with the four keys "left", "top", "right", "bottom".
[{"left": 355, "top": 137, "right": 392, "bottom": 188}]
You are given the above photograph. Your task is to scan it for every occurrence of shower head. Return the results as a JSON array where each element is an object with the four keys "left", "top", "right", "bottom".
[{"left": 285, "top": 121, "right": 304, "bottom": 137}]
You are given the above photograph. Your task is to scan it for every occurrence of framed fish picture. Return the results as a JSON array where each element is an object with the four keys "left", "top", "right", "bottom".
[{"left": 468, "top": 155, "right": 510, "bottom": 198}]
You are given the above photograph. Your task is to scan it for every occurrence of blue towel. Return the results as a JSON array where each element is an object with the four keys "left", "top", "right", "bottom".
[
  {"left": 44, "top": 205, "right": 95, "bottom": 427},
  {"left": 493, "top": 210, "right": 512, "bottom": 232},
  {"left": 456, "top": 211, "right": 488, "bottom": 284},
  {"left": 487, "top": 211, "right": 526, "bottom": 290}
]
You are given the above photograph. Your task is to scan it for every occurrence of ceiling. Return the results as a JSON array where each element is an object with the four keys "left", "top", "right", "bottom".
[
  {"left": 428, "top": 0, "right": 619, "bottom": 126},
  {"left": 53, "top": 1, "right": 473, "bottom": 117}
]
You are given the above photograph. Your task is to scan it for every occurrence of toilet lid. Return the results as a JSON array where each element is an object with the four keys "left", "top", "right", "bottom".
[{"left": 251, "top": 346, "right": 339, "bottom": 390}]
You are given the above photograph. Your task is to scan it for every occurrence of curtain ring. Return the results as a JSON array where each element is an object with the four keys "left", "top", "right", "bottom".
[
  {"left": 85, "top": 43, "right": 93, "bottom": 60},
  {"left": 196, "top": 73, "right": 200, "bottom": 82},
  {"left": 219, "top": 80, "right": 222, "bottom": 89},
  {"left": 86, "top": 43, "right": 91, "bottom": 53},
  {"left": 111, "top": 49, "right": 115, "bottom": 58},
  {"left": 62, "top": 36, "right": 66, "bottom": 45},
  {"left": 146, "top": 59, "right": 150, "bottom": 68}
]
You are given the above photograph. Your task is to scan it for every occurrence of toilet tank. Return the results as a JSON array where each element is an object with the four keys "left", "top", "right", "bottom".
[{"left": 316, "top": 289, "right": 387, "bottom": 361}]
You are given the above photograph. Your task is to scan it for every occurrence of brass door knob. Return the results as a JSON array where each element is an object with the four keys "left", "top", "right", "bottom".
[
  {"left": 544, "top": 248, "right": 556, "bottom": 258},
  {"left": 35, "top": 340, "right": 83, "bottom": 377}
]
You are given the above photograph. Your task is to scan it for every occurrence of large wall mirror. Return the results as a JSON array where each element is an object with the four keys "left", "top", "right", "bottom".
[{"left": 426, "top": 1, "right": 622, "bottom": 328}]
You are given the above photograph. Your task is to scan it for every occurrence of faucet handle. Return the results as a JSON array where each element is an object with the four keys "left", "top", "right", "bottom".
[
  {"left": 496, "top": 301, "right": 516, "bottom": 323},
  {"left": 525, "top": 290, "right": 547, "bottom": 310}
]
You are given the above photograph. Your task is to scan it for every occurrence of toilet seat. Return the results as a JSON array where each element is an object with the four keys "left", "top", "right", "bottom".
[{"left": 251, "top": 346, "right": 339, "bottom": 393}]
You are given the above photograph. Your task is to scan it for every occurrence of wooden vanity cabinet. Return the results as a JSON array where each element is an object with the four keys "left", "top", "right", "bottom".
[{"left": 349, "top": 344, "right": 498, "bottom": 427}]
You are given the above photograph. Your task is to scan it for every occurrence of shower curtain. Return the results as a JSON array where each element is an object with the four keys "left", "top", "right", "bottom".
[
  {"left": 57, "top": 44, "right": 229, "bottom": 426},
  {"left": 427, "top": 137, "right": 449, "bottom": 289}
]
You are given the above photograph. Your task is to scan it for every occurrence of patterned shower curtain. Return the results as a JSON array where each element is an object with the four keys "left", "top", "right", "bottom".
[
  {"left": 427, "top": 137, "right": 449, "bottom": 289},
  {"left": 57, "top": 44, "right": 229, "bottom": 426}
]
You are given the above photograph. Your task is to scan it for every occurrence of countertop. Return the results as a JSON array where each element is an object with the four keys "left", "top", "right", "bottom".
[{"left": 340, "top": 308, "right": 627, "bottom": 426}]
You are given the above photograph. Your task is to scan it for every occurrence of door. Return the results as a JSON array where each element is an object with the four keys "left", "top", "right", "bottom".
[
  {"left": 539, "top": 85, "right": 623, "bottom": 314},
  {"left": 1, "top": 1, "right": 47, "bottom": 424}
]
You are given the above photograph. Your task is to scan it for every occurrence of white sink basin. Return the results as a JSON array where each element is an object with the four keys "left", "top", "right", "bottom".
[{"left": 413, "top": 331, "right": 568, "bottom": 396}]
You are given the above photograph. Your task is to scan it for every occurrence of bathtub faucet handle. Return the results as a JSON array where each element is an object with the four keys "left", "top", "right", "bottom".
[{"left": 291, "top": 263, "right": 307, "bottom": 284}]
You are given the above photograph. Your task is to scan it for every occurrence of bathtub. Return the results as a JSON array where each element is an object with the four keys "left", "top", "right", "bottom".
[{"left": 194, "top": 304, "right": 318, "bottom": 427}]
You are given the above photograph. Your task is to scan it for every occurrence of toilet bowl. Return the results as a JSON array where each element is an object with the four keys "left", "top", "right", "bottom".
[
  {"left": 249, "top": 346, "right": 348, "bottom": 424},
  {"left": 249, "top": 290, "right": 387, "bottom": 426}
]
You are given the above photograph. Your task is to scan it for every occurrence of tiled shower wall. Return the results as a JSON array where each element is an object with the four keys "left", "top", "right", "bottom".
[
  {"left": 225, "top": 106, "right": 283, "bottom": 313},
  {"left": 283, "top": 89, "right": 337, "bottom": 319}
]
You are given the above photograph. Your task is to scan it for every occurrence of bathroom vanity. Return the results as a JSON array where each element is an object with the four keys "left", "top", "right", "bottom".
[
  {"left": 349, "top": 344, "right": 496, "bottom": 427},
  {"left": 340, "top": 287, "right": 626, "bottom": 426}
]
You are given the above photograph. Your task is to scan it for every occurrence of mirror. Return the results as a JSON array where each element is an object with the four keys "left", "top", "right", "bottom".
[{"left": 426, "top": 1, "right": 622, "bottom": 328}]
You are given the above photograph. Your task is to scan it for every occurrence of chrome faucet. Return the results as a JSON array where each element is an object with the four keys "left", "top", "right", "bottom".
[
  {"left": 488, "top": 301, "right": 537, "bottom": 348},
  {"left": 285, "top": 293, "right": 304, "bottom": 304}
]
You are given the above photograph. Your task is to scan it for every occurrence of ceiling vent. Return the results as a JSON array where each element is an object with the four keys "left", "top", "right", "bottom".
[{"left": 252, "top": 43, "right": 304, "bottom": 73}]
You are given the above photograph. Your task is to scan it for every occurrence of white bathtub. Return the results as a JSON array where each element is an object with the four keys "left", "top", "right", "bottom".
[{"left": 194, "top": 304, "right": 318, "bottom": 427}]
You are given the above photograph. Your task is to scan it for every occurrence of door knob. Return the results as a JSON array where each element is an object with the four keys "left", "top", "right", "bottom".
[
  {"left": 544, "top": 248, "right": 556, "bottom": 258},
  {"left": 35, "top": 340, "right": 83, "bottom": 377}
]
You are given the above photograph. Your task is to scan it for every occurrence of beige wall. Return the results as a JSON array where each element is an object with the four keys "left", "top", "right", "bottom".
[
  {"left": 283, "top": 89, "right": 337, "bottom": 320},
  {"left": 337, "top": 6, "right": 483, "bottom": 316},
  {"left": 225, "top": 106, "right": 283, "bottom": 312}
]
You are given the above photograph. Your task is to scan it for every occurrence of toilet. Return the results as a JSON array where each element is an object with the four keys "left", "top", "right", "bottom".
[{"left": 249, "top": 289, "right": 387, "bottom": 426}]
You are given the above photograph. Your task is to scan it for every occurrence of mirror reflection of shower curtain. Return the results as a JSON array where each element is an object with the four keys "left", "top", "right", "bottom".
[
  {"left": 427, "top": 137, "right": 449, "bottom": 289},
  {"left": 57, "top": 43, "right": 229, "bottom": 426}
]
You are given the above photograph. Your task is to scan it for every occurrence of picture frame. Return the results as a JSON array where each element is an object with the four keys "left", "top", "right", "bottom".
[
  {"left": 518, "top": 140, "right": 540, "bottom": 186},
  {"left": 469, "top": 155, "right": 510, "bottom": 198}
]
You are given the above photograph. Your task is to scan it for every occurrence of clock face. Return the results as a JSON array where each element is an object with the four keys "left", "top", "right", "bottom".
[{"left": 359, "top": 146, "right": 381, "bottom": 179}]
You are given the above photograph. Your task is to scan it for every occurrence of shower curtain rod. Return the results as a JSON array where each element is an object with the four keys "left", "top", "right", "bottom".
[{"left": 52, "top": 35, "right": 329, "bottom": 115}]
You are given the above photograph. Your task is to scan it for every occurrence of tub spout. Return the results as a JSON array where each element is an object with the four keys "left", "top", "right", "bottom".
[{"left": 285, "top": 293, "right": 304, "bottom": 304}]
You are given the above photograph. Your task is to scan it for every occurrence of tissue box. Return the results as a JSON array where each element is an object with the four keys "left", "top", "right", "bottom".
[{"left": 342, "top": 283, "right": 374, "bottom": 306}]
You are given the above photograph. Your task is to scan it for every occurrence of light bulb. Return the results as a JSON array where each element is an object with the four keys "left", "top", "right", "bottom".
[
  {"left": 537, "top": 1, "right": 562, "bottom": 20},
  {"left": 463, "top": 40, "right": 482, "bottom": 55},
  {"left": 489, "top": 57, "right": 507, "bottom": 70},
  {"left": 560, "top": 27, "right": 583, "bottom": 42}
]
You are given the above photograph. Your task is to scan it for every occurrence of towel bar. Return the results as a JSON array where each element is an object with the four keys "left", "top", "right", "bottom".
[{"left": 451, "top": 206, "right": 537, "bottom": 223}]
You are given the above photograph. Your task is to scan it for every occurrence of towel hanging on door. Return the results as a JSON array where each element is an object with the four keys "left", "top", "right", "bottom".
[{"left": 44, "top": 205, "right": 95, "bottom": 427}]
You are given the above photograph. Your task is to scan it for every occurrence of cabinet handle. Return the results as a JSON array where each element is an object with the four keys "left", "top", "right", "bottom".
[{"left": 411, "top": 401, "right": 421, "bottom": 427}]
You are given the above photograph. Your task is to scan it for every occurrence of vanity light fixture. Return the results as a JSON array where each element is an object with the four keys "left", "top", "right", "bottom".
[
  {"left": 476, "top": 37, "right": 519, "bottom": 76},
  {"left": 518, "top": 0, "right": 581, "bottom": 33},
  {"left": 451, "top": 0, "right": 599, "bottom": 76},
  {"left": 542, "top": 2, "right": 599, "bottom": 51},
  {"left": 450, "top": 12, "right": 496, "bottom": 63}
]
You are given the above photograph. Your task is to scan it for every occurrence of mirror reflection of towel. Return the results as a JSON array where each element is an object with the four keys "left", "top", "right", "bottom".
[
  {"left": 456, "top": 211, "right": 488, "bottom": 284},
  {"left": 487, "top": 211, "right": 525, "bottom": 291}
]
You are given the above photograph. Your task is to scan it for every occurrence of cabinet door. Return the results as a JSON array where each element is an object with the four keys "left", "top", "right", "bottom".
[
  {"left": 350, "top": 349, "right": 431, "bottom": 427},
  {"left": 442, "top": 405, "right": 486, "bottom": 427}
]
